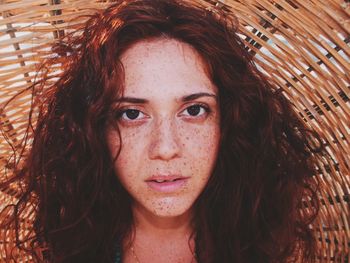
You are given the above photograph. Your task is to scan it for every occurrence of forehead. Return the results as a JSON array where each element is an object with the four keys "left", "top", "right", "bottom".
[{"left": 119, "top": 38, "right": 217, "bottom": 97}]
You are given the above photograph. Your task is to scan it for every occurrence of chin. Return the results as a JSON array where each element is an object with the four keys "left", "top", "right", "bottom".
[{"left": 144, "top": 196, "right": 196, "bottom": 218}]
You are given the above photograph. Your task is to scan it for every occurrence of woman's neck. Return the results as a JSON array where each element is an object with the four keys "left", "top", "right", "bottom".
[
  {"left": 121, "top": 204, "right": 196, "bottom": 263},
  {"left": 132, "top": 203, "right": 194, "bottom": 238}
]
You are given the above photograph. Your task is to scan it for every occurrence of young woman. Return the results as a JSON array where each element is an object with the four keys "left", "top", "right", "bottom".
[{"left": 1, "top": 0, "right": 322, "bottom": 262}]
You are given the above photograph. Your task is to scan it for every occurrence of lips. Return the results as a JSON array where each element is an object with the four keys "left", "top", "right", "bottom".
[{"left": 146, "top": 175, "right": 189, "bottom": 192}]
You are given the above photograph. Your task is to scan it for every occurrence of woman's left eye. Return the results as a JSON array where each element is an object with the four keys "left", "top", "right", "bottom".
[{"left": 182, "top": 104, "right": 210, "bottom": 117}]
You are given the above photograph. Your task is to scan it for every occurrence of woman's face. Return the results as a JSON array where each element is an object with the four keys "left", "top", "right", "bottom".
[{"left": 106, "top": 38, "right": 220, "bottom": 218}]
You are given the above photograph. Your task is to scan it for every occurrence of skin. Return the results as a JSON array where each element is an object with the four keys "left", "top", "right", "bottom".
[{"left": 106, "top": 38, "right": 220, "bottom": 262}]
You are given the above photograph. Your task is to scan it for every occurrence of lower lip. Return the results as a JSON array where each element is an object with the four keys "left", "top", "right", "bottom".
[{"left": 146, "top": 178, "right": 188, "bottom": 193}]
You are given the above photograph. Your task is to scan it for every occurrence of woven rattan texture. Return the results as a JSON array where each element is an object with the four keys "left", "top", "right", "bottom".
[{"left": 0, "top": 0, "right": 349, "bottom": 261}]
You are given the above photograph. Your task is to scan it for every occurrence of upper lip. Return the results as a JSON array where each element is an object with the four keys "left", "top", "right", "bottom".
[{"left": 146, "top": 175, "right": 188, "bottom": 182}]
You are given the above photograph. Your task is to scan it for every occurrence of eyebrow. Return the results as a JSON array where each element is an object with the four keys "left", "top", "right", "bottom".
[
  {"left": 181, "top": 92, "right": 217, "bottom": 102},
  {"left": 117, "top": 92, "right": 217, "bottom": 104}
]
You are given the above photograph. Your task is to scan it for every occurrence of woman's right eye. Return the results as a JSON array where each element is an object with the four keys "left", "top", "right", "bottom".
[{"left": 118, "top": 109, "right": 146, "bottom": 121}]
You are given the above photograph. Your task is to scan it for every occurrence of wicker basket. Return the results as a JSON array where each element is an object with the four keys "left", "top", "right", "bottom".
[{"left": 0, "top": 0, "right": 349, "bottom": 261}]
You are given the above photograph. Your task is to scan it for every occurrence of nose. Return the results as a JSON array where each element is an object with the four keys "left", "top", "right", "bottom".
[{"left": 148, "top": 117, "right": 181, "bottom": 161}]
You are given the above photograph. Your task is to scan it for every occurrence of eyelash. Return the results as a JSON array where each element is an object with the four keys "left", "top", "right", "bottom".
[{"left": 116, "top": 103, "right": 211, "bottom": 122}]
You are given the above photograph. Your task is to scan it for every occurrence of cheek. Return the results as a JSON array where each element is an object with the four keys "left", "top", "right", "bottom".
[
  {"left": 106, "top": 130, "right": 121, "bottom": 160},
  {"left": 183, "top": 124, "right": 220, "bottom": 158},
  {"left": 114, "top": 149, "right": 139, "bottom": 193},
  {"left": 115, "top": 144, "right": 138, "bottom": 179},
  {"left": 180, "top": 123, "right": 220, "bottom": 181},
  {"left": 106, "top": 129, "right": 138, "bottom": 184},
  {"left": 113, "top": 129, "right": 152, "bottom": 191},
  {"left": 113, "top": 129, "right": 143, "bottom": 164}
]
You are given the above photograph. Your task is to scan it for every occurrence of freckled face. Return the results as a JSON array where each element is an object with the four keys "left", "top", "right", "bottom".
[{"left": 106, "top": 38, "right": 220, "bottom": 218}]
